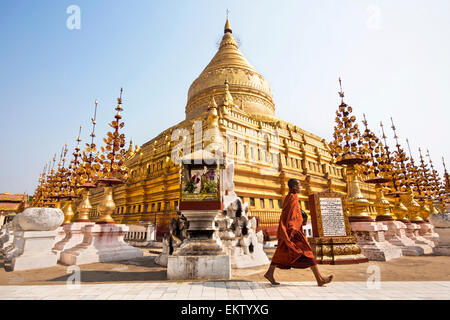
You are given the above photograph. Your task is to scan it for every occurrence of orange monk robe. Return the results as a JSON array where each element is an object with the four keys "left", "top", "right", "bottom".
[{"left": 271, "top": 192, "right": 317, "bottom": 269}]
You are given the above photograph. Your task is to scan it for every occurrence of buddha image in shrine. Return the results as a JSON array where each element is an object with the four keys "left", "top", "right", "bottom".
[{"left": 182, "top": 166, "right": 219, "bottom": 195}]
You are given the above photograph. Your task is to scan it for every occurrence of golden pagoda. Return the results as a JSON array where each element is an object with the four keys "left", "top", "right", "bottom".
[{"left": 87, "top": 17, "right": 377, "bottom": 232}]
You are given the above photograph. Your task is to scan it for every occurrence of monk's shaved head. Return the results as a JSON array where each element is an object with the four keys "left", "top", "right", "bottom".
[{"left": 288, "top": 179, "right": 299, "bottom": 189}]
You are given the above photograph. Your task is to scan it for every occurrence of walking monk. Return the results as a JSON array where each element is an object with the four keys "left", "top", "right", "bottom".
[{"left": 264, "top": 179, "right": 334, "bottom": 286}]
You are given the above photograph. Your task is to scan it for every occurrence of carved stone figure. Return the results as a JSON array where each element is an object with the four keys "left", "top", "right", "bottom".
[{"left": 155, "top": 211, "right": 189, "bottom": 266}]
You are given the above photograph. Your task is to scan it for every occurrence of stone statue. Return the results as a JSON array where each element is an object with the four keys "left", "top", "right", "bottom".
[
  {"left": 214, "top": 159, "right": 269, "bottom": 268},
  {"left": 216, "top": 196, "right": 268, "bottom": 268},
  {"left": 155, "top": 211, "right": 189, "bottom": 266},
  {"left": 0, "top": 222, "right": 14, "bottom": 257}
]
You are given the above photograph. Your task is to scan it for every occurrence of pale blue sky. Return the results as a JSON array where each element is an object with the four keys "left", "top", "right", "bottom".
[{"left": 1, "top": 0, "right": 449, "bottom": 194}]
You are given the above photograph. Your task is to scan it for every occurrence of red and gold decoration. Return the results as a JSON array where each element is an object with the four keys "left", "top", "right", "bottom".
[
  {"left": 379, "top": 122, "right": 408, "bottom": 222},
  {"left": 438, "top": 158, "right": 450, "bottom": 212},
  {"left": 96, "top": 89, "right": 129, "bottom": 224},
  {"left": 61, "top": 128, "right": 83, "bottom": 225},
  {"left": 389, "top": 118, "right": 421, "bottom": 223},
  {"left": 424, "top": 150, "right": 442, "bottom": 215},
  {"left": 416, "top": 147, "right": 436, "bottom": 221},
  {"left": 76, "top": 100, "right": 101, "bottom": 222},
  {"left": 46, "top": 153, "right": 61, "bottom": 208},
  {"left": 404, "top": 139, "right": 426, "bottom": 224},
  {"left": 360, "top": 115, "right": 393, "bottom": 221},
  {"left": 31, "top": 163, "right": 49, "bottom": 207},
  {"left": 329, "top": 79, "right": 372, "bottom": 222}
]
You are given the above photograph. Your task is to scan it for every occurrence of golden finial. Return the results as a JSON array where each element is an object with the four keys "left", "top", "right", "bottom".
[
  {"left": 51, "top": 153, "right": 56, "bottom": 172},
  {"left": 380, "top": 121, "right": 388, "bottom": 144},
  {"left": 362, "top": 113, "right": 368, "bottom": 128},
  {"left": 426, "top": 149, "right": 432, "bottom": 164},
  {"left": 223, "top": 79, "right": 234, "bottom": 107},
  {"left": 338, "top": 77, "right": 345, "bottom": 103},
  {"left": 225, "top": 9, "right": 232, "bottom": 34},
  {"left": 91, "top": 100, "right": 98, "bottom": 140},
  {"left": 208, "top": 93, "right": 218, "bottom": 109},
  {"left": 443, "top": 157, "right": 449, "bottom": 181},
  {"left": 390, "top": 117, "right": 399, "bottom": 142},
  {"left": 406, "top": 138, "right": 413, "bottom": 161},
  {"left": 380, "top": 121, "right": 390, "bottom": 158},
  {"left": 76, "top": 125, "right": 82, "bottom": 144},
  {"left": 118, "top": 87, "right": 123, "bottom": 104},
  {"left": 128, "top": 139, "right": 133, "bottom": 152}
]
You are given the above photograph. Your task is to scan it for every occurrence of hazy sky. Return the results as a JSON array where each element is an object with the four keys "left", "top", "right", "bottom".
[{"left": 1, "top": 0, "right": 449, "bottom": 194}]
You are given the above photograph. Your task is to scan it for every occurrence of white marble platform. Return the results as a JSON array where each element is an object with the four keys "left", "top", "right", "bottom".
[{"left": 0, "top": 281, "right": 448, "bottom": 300}]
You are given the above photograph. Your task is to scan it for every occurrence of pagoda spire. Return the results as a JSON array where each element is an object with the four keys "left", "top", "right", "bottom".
[
  {"left": 223, "top": 79, "right": 234, "bottom": 107},
  {"left": 208, "top": 93, "right": 218, "bottom": 109},
  {"left": 224, "top": 10, "right": 232, "bottom": 34},
  {"left": 443, "top": 157, "right": 450, "bottom": 193}
]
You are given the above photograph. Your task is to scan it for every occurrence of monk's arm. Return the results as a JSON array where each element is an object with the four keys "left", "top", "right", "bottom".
[{"left": 286, "top": 206, "right": 302, "bottom": 239}]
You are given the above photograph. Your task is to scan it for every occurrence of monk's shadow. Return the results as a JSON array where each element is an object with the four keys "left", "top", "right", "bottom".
[{"left": 190, "top": 281, "right": 318, "bottom": 289}]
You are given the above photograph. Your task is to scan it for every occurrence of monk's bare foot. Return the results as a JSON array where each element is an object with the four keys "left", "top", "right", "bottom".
[
  {"left": 264, "top": 273, "right": 280, "bottom": 286},
  {"left": 317, "top": 274, "right": 334, "bottom": 287}
]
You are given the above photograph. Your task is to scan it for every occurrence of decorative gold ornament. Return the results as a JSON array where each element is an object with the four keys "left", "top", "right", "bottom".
[
  {"left": 360, "top": 115, "right": 393, "bottom": 221},
  {"left": 75, "top": 100, "right": 101, "bottom": 222},
  {"left": 387, "top": 118, "right": 424, "bottom": 223},
  {"left": 329, "top": 79, "right": 372, "bottom": 222},
  {"left": 391, "top": 195, "right": 409, "bottom": 221},
  {"left": 96, "top": 186, "right": 116, "bottom": 224},
  {"left": 96, "top": 89, "right": 129, "bottom": 224},
  {"left": 98, "top": 88, "right": 128, "bottom": 183},
  {"left": 62, "top": 198, "right": 75, "bottom": 225}
]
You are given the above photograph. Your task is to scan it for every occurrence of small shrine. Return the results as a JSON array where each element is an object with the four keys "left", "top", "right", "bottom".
[{"left": 167, "top": 150, "right": 231, "bottom": 280}]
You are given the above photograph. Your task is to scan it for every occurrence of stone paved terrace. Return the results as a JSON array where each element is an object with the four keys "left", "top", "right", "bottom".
[{"left": 0, "top": 281, "right": 448, "bottom": 300}]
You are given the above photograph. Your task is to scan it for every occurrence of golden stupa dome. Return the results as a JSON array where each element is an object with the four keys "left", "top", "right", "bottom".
[{"left": 185, "top": 17, "right": 275, "bottom": 120}]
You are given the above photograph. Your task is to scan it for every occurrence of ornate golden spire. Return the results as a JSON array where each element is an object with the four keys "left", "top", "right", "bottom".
[
  {"left": 224, "top": 10, "right": 232, "bottom": 34},
  {"left": 223, "top": 80, "right": 234, "bottom": 107},
  {"left": 208, "top": 93, "right": 218, "bottom": 109},
  {"left": 186, "top": 16, "right": 274, "bottom": 120},
  {"left": 443, "top": 157, "right": 450, "bottom": 193}
]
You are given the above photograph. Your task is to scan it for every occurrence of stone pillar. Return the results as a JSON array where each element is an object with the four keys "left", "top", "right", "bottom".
[
  {"left": 404, "top": 222, "right": 433, "bottom": 254},
  {"left": 381, "top": 220, "right": 430, "bottom": 256},
  {"left": 7, "top": 230, "right": 59, "bottom": 271},
  {"left": 350, "top": 221, "right": 403, "bottom": 261},
  {"left": 429, "top": 212, "right": 450, "bottom": 255},
  {"left": 417, "top": 223, "right": 439, "bottom": 247},
  {"left": 3, "top": 207, "right": 64, "bottom": 271},
  {"left": 53, "top": 222, "right": 95, "bottom": 260},
  {"left": 167, "top": 209, "right": 231, "bottom": 280},
  {"left": 146, "top": 223, "right": 156, "bottom": 242},
  {"left": 59, "top": 223, "right": 143, "bottom": 265},
  {"left": 54, "top": 226, "right": 66, "bottom": 243}
]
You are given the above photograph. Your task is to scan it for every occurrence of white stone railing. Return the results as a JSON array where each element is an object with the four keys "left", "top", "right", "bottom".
[
  {"left": 302, "top": 222, "right": 313, "bottom": 237},
  {"left": 124, "top": 223, "right": 156, "bottom": 246}
]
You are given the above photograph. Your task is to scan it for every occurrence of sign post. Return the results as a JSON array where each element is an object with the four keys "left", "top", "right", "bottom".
[{"left": 308, "top": 189, "right": 368, "bottom": 264}]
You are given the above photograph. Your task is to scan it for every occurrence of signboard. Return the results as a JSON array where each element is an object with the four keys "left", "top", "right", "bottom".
[{"left": 309, "top": 189, "right": 351, "bottom": 238}]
